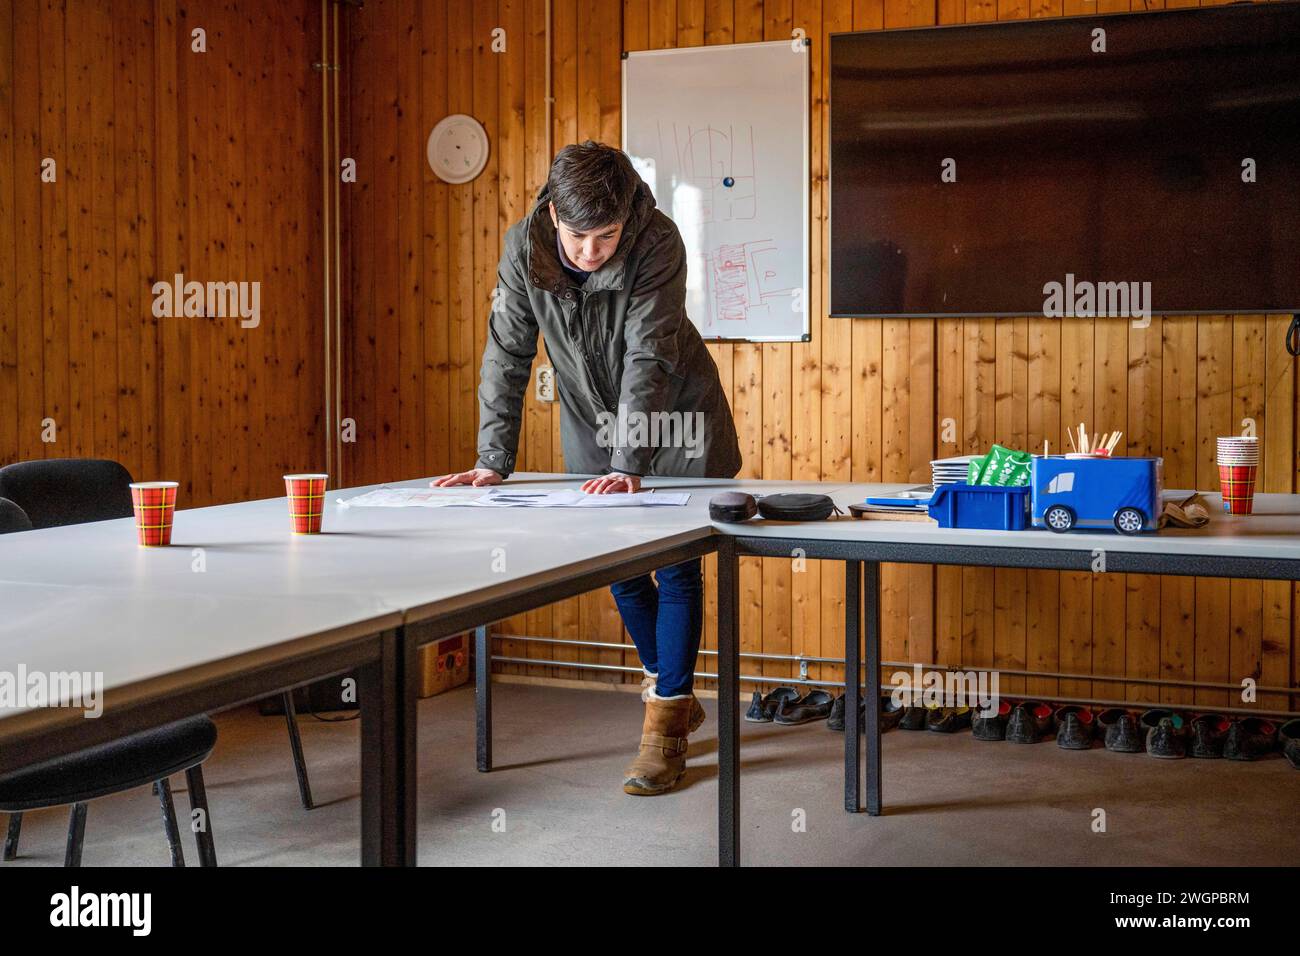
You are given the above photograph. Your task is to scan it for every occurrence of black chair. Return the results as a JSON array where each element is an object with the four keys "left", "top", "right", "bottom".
[
  {"left": 0, "top": 458, "right": 317, "bottom": 811},
  {"left": 0, "top": 464, "right": 217, "bottom": 865},
  {"left": 0, "top": 496, "right": 32, "bottom": 533},
  {"left": 0, "top": 458, "right": 134, "bottom": 528},
  {"left": 0, "top": 722, "right": 218, "bottom": 867}
]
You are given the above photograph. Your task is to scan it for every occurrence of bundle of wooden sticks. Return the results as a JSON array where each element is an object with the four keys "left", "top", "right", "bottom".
[{"left": 1066, "top": 422, "right": 1122, "bottom": 456}]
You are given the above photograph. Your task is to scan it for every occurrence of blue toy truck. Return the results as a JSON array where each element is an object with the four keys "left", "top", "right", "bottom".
[{"left": 1030, "top": 456, "right": 1163, "bottom": 534}]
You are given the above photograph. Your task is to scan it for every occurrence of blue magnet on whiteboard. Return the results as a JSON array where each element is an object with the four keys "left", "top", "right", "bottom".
[{"left": 722, "top": 176, "right": 735, "bottom": 188}]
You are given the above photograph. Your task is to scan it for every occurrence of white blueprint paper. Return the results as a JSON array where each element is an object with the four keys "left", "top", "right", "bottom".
[{"left": 338, "top": 487, "right": 690, "bottom": 509}]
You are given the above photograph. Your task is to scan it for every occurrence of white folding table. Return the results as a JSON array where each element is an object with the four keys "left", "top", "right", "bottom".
[
  {"left": 713, "top": 486, "right": 1300, "bottom": 865},
  {"left": 0, "top": 472, "right": 832, "bottom": 864}
]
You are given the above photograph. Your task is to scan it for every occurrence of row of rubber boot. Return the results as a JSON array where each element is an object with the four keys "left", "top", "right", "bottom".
[
  {"left": 819, "top": 692, "right": 1300, "bottom": 766},
  {"left": 981, "top": 702, "right": 1296, "bottom": 763}
]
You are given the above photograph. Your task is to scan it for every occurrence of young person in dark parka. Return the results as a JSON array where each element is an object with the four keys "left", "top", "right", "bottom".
[{"left": 434, "top": 141, "right": 742, "bottom": 795}]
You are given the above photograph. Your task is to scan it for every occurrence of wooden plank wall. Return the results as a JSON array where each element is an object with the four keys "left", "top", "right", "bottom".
[
  {"left": 0, "top": 0, "right": 1289, "bottom": 711},
  {"left": 0, "top": 0, "right": 324, "bottom": 507},
  {"left": 341, "top": 0, "right": 1298, "bottom": 708}
]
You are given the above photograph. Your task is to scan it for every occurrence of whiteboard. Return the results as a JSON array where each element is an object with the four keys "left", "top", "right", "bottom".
[{"left": 622, "top": 40, "right": 810, "bottom": 342}]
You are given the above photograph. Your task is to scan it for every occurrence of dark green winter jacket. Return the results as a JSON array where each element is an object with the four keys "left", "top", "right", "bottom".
[{"left": 474, "top": 178, "right": 742, "bottom": 480}]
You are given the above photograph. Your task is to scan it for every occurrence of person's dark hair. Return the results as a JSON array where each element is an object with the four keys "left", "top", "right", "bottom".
[{"left": 546, "top": 141, "right": 639, "bottom": 230}]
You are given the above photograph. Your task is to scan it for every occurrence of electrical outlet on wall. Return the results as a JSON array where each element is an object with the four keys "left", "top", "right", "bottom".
[{"left": 535, "top": 364, "right": 556, "bottom": 403}]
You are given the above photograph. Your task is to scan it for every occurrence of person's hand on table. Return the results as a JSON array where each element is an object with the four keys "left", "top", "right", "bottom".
[
  {"left": 581, "top": 472, "right": 641, "bottom": 495},
  {"left": 431, "top": 468, "right": 503, "bottom": 488}
]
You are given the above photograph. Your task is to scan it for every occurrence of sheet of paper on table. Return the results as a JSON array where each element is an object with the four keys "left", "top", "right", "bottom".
[
  {"left": 477, "top": 489, "right": 690, "bottom": 507},
  {"left": 337, "top": 487, "right": 690, "bottom": 509},
  {"left": 336, "top": 487, "right": 486, "bottom": 508}
]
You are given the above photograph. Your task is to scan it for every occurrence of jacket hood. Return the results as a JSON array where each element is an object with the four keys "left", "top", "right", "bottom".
[{"left": 523, "top": 174, "right": 658, "bottom": 294}]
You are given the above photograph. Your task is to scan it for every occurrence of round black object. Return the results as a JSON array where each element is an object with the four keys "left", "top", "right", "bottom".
[
  {"left": 756, "top": 493, "right": 840, "bottom": 522},
  {"left": 709, "top": 492, "right": 758, "bottom": 523}
]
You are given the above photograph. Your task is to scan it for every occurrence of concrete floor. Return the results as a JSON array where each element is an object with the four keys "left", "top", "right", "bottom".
[{"left": 5, "top": 682, "right": 1297, "bottom": 866}]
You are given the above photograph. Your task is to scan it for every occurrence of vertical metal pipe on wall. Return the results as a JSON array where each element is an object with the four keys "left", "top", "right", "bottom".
[
  {"left": 545, "top": 0, "right": 553, "bottom": 163},
  {"left": 317, "top": 0, "right": 347, "bottom": 487},
  {"left": 332, "top": 1, "right": 344, "bottom": 484},
  {"left": 320, "top": 0, "right": 333, "bottom": 484}
]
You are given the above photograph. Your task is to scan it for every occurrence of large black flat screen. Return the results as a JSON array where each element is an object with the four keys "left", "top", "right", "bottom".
[{"left": 829, "top": 4, "right": 1300, "bottom": 317}]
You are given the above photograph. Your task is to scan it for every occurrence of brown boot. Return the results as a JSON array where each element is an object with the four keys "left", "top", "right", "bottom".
[
  {"left": 623, "top": 693, "right": 694, "bottom": 795},
  {"left": 640, "top": 675, "right": 706, "bottom": 733}
]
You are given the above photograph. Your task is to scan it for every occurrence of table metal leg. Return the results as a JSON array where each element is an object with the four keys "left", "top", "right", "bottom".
[
  {"left": 359, "top": 628, "right": 416, "bottom": 866},
  {"left": 864, "top": 561, "right": 882, "bottom": 816},
  {"left": 281, "top": 690, "right": 314, "bottom": 810},
  {"left": 717, "top": 536, "right": 740, "bottom": 867},
  {"left": 475, "top": 625, "right": 492, "bottom": 772},
  {"left": 844, "top": 560, "right": 862, "bottom": 812}
]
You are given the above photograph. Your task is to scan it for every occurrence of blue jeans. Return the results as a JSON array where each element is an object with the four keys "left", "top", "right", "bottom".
[{"left": 609, "top": 557, "right": 703, "bottom": 698}]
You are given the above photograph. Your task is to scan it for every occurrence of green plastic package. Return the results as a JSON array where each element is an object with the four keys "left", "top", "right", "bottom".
[
  {"left": 980, "top": 444, "right": 1032, "bottom": 486},
  {"left": 967, "top": 456, "right": 987, "bottom": 484}
]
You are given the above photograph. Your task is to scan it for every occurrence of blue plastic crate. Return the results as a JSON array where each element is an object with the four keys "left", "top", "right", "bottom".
[{"left": 926, "top": 482, "right": 1030, "bottom": 531}]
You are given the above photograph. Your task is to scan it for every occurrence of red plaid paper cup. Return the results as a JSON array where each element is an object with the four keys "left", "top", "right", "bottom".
[
  {"left": 284, "top": 474, "right": 328, "bottom": 534},
  {"left": 130, "top": 481, "right": 179, "bottom": 546},
  {"left": 1218, "top": 464, "right": 1257, "bottom": 515}
]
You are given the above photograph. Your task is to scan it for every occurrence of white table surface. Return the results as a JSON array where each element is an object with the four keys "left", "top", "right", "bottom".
[
  {"left": 0, "top": 473, "right": 848, "bottom": 609},
  {"left": 0, "top": 582, "right": 401, "bottom": 723},
  {"left": 715, "top": 484, "right": 1300, "bottom": 562},
  {"left": 0, "top": 473, "right": 843, "bottom": 730}
]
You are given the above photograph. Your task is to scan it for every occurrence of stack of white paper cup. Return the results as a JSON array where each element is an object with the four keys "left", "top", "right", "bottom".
[{"left": 1216, "top": 437, "right": 1259, "bottom": 515}]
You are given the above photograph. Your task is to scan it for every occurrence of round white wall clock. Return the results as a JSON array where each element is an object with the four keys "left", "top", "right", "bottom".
[{"left": 427, "top": 114, "right": 489, "bottom": 184}]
